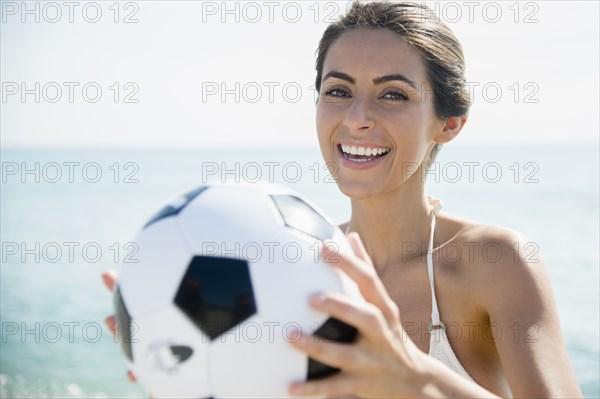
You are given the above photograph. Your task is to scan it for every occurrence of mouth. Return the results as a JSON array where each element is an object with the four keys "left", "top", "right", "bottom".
[{"left": 338, "top": 144, "right": 391, "bottom": 163}]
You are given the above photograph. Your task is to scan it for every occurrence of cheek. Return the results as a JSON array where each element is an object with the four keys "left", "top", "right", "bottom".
[
  {"left": 315, "top": 103, "right": 330, "bottom": 131},
  {"left": 389, "top": 112, "right": 431, "bottom": 165},
  {"left": 316, "top": 105, "right": 335, "bottom": 148}
]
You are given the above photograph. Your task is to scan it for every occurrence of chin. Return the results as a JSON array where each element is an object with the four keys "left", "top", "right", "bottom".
[{"left": 336, "top": 179, "right": 380, "bottom": 201}]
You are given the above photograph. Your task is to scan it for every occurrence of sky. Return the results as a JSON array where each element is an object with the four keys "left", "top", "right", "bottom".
[{"left": 1, "top": 0, "right": 599, "bottom": 148}]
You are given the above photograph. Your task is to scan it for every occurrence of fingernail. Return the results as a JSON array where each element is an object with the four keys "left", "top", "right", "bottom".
[
  {"left": 321, "top": 240, "right": 333, "bottom": 252},
  {"left": 286, "top": 328, "right": 305, "bottom": 345},
  {"left": 127, "top": 370, "right": 137, "bottom": 382},
  {"left": 105, "top": 317, "right": 116, "bottom": 333}
]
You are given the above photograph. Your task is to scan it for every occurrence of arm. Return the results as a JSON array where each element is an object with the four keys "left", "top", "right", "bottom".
[{"left": 471, "top": 228, "right": 583, "bottom": 398}]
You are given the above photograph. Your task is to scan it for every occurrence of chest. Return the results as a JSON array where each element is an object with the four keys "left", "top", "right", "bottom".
[{"left": 377, "top": 256, "right": 479, "bottom": 354}]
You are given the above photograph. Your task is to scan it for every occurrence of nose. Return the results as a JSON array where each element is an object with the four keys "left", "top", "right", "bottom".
[{"left": 342, "top": 95, "right": 375, "bottom": 134}]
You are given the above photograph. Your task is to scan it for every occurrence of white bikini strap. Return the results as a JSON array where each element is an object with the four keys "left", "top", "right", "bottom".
[{"left": 427, "top": 197, "right": 444, "bottom": 327}]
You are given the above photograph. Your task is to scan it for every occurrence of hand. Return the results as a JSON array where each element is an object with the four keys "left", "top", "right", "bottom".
[
  {"left": 288, "top": 233, "right": 429, "bottom": 398},
  {"left": 101, "top": 270, "right": 138, "bottom": 383}
]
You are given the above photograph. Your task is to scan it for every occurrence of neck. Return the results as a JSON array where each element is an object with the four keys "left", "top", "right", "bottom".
[{"left": 346, "top": 178, "right": 433, "bottom": 273}]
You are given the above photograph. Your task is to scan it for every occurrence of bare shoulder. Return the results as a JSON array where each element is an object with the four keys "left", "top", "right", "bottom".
[
  {"left": 437, "top": 214, "right": 582, "bottom": 397},
  {"left": 437, "top": 211, "right": 539, "bottom": 266},
  {"left": 437, "top": 211, "right": 552, "bottom": 313}
]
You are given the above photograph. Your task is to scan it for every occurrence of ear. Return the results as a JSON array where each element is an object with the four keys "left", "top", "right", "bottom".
[{"left": 434, "top": 115, "right": 467, "bottom": 144}]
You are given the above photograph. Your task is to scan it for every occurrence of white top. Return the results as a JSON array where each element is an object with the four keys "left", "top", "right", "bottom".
[{"left": 426, "top": 197, "right": 475, "bottom": 382}]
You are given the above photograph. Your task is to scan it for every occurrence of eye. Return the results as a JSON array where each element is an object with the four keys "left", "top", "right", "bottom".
[
  {"left": 323, "top": 87, "right": 351, "bottom": 98},
  {"left": 381, "top": 90, "right": 408, "bottom": 102}
]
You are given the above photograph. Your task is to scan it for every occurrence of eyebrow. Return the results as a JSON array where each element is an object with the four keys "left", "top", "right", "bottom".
[{"left": 322, "top": 70, "right": 417, "bottom": 90}]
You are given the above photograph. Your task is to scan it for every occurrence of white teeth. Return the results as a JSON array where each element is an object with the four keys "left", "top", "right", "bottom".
[{"left": 341, "top": 145, "right": 390, "bottom": 157}]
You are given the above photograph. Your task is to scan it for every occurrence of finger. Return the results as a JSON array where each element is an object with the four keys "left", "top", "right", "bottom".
[
  {"left": 347, "top": 232, "right": 371, "bottom": 266},
  {"left": 309, "top": 292, "right": 386, "bottom": 341},
  {"left": 321, "top": 243, "right": 398, "bottom": 324},
  {"left": 289, "top": 372, "right": 358, "bottom": 397},
  {"left": 127, "top": 370, "right": 137, "bottom": 382},
  {"left": 105, "top": 315, "right": 116, "bottom": 337},
  {"left": 101, "top": 270, "right": 118, "bottom": 292},
  {"left": 289, "top": 329, "right": 366, "bottom": 370}
]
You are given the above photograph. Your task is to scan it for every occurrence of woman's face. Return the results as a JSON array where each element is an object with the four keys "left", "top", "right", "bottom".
[{"left": 316, "top": 28, "right": 448, "bottom": 199}]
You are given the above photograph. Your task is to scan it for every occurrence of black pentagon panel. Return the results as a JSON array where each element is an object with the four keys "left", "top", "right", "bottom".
[
  {"left": 114, "top": 286, "right": 134, "bottom": 362},
  {"left": 307, "top": 317, "right": 357, "bottom": 380},
  {"left": 270, "top": 195, "right": 334, "bottom": 241},
  {"left": 170, "top": 345, "right": 193, "bottom": 363},
  {"left": 144, "top": 185, "right": 209, "bottom": 229},
  {"left": 174, "top": 255, "right": 257, "bottom": 341}
]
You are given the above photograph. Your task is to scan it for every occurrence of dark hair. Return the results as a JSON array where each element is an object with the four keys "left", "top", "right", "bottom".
[{"left": 315, "top": 1, "right": 471, "bottom": 167}]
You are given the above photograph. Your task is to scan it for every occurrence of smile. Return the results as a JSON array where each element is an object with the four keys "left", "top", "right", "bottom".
[{"left": 339, "top": 144, "right": 391, "bottom": 163}]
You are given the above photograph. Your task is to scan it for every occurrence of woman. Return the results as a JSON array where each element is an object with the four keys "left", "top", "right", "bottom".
[
  {"left": 283, "top": 1, "right": 582, "bottom": 398},
  {"left": 104, "top": 1, "right": 583, "bottom": 397}
]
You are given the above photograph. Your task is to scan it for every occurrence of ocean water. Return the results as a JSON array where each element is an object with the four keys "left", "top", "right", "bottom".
[{"left": 1, "top": 143, "right": 598, "bottom": 398}]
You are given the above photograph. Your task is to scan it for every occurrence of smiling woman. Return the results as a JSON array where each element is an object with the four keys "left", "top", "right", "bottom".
[
  {"left": 284, "top": 1, "right": 584, "bottom": 398},
  {"left": 316, "top": 28, "right": 460, "bottom": 198},
  {"left": 315, "top": 2, "right": 471, "bottom": 173}
]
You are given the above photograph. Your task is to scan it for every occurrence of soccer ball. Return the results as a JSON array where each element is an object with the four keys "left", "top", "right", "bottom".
[{"left": 114, "top": 182, "right": 359, "bottom": 399}]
